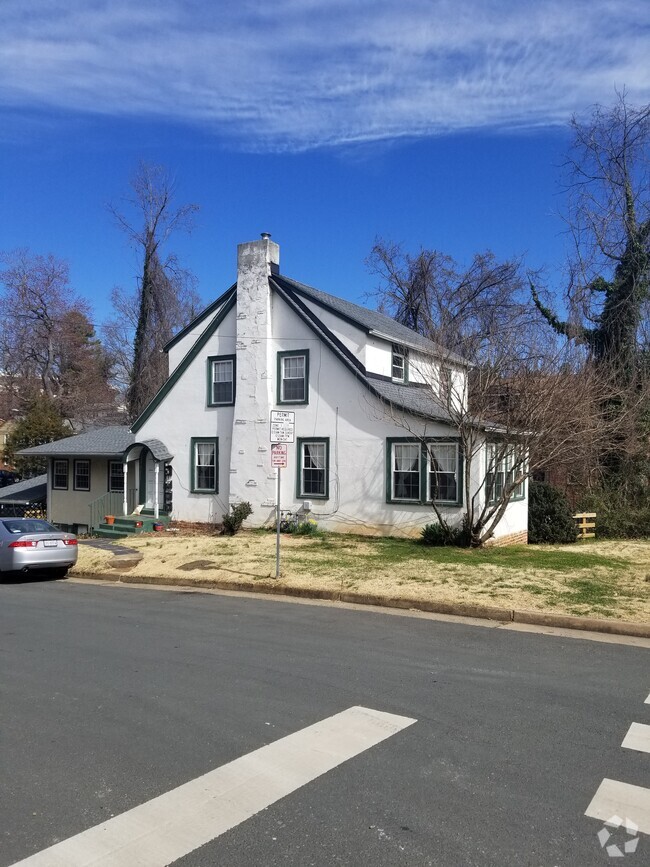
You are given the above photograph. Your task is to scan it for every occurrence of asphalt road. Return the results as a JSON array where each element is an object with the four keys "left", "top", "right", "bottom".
[{"left": 1, "top": 578, "right": 649, "bottom": 866}]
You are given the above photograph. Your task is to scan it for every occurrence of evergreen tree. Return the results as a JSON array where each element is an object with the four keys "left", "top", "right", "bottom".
[{"left": 4, "top": 397, "right": 69, "bottom": 478}]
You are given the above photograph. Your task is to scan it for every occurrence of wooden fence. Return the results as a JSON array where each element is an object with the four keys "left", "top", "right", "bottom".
[{"left": 573, "top": 512, "right": 596, "bottom": 540}]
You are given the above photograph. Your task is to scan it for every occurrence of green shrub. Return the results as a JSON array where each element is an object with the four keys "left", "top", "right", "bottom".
[
  {"left": 420, "top": 522, "right": 468, "bottom": 547},
  {"left": 293, "top": 519, "right": 319, "bottom": 535},
  {"left": 221, "top": 501, "right": 253, "bottom": 536},
  {"left": 280, "top": 514, "right": 319, "bottom": 535},
  {"left": 528, "top": 482, "right": 576, "bottom": 544}
]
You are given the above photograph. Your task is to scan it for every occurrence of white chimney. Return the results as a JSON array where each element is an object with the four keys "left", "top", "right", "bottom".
[{"left": 229, "top": 235, "right": 280, "bottom": 517}]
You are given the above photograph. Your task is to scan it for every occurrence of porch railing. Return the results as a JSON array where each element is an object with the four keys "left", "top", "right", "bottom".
[{"left": 89, "top": 488, "right": 138, "bottom": 532}]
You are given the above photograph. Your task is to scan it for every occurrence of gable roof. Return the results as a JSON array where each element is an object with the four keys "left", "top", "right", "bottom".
[
  {"left": 131, "top": 293, "right": 237, "bottom": 433},
  {"left": 17, "top": 426, "right": 135, "bottom": 457},
  {"left": 272, "top": 278, "right": 453, "bottom": 424},
  {"left": 273, "top": 274, "right": 470, "bottom": 367},
  {"left": 163, "top": 285, "right": 236, "bottom": 352}
]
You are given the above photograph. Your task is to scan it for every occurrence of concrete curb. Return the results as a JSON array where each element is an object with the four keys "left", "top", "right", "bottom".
[{"left": 72, "top": 570, "right": 650, "bottom": 639}]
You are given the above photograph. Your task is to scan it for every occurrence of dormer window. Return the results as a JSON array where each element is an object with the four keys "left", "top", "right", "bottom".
[{"left": 392, "top": 345, "right": 408, "bottom": 382}]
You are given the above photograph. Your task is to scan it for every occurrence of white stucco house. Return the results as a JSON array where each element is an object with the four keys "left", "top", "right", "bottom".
[{"left": 19, "top": 235, "right": 528, "bottom": 542}]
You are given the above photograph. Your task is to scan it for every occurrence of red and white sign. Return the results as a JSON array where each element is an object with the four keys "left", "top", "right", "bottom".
[{"left": 271, "top": 443, "right": 288, "bottom": 468}]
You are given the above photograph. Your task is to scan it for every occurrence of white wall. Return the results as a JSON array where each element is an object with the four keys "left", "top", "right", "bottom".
[
  {"left": 137, "top": 246, "right": 524, "bottom": 539},
  {"left": 135, "top": 305, "right": 237, "bottom": 524}
]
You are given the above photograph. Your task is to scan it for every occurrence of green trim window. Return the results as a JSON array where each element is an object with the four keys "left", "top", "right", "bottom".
[
  {"left": 428, "top": 442, "right": 459, "bottom": 503},
  {"left": 392, "top": 443, "right": 420, "bottom": 500},
  {"left": 191, "top": 438, "right": 218, "bottom": 493},
  {"left": 297, "top": 438, "right": 329, "bottom": 499},
  {"left": 486, "top": 443, "right": 525, "bottom": 503},
  {"left": 52, "top": 459, "right": 69, "bottom": 490},
  {"left": 207, "top": 354, "right": 236, "bottom": 406},
  {"left": 277, "top": 350, "right": 309, "bottom": 404},
  {"left": 73, "top": 459, "right": 91, "bottom": 491},
  {"left": 392, "top": 344, "right": 408, "bottom": 382},
  {"left": 387, "top": 438, "right": 463, "bottom": 505},
  {"left": 108, "top": 460, "right": 124, "bottom": 493}
]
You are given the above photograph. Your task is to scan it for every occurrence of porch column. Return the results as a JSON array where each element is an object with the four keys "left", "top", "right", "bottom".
[
  {"left": 154, "top": 461, "right": 160, "bottom": 519},
  {"left": 123, "top": 462, "right": 128, "bottom": 515}
]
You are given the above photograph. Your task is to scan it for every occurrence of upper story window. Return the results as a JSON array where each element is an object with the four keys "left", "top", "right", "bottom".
[
  {"left": 392, "top": 344, "right": 408, "bottom": 382},
  {"left": 208, "top": 355, "right": 236, "bottom": 406},
  {"left": 277, "top": 350, "right": 309, "bottom": 404}
]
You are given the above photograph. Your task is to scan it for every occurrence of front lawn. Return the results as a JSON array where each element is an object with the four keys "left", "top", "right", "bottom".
[{"left": 74, "top": 532, "right": 650, "bottom": 623}]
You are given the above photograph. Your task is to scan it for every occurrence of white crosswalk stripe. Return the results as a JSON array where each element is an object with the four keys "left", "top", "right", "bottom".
[
  {"left": 622, "top": 722, "right": 650, "bottom": 755},
  {"left": 9, "top": 706, "right": 416, "bottom": 867},
  {"left": 585, "top": 779, "right": 650, "bottom": 836}
]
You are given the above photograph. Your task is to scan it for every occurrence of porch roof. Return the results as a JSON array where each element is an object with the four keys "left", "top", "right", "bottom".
[
  {"left": 17, "top": 426, "right": 135, "bottom": 458},
  {"left": 124, "top": 439, "right": 174, "bottom": 462}
]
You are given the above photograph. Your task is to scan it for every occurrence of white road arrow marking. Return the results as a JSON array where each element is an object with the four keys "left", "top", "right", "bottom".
[{"left": 10, "top": 706, "right": 416, "bottom": 867}]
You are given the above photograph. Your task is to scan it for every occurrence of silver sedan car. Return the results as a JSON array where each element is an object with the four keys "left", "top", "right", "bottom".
[{"left": 0, "top": 519, "right": 78, "bottom": 579}]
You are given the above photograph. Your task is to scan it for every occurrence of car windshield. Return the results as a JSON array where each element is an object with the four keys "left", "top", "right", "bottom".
[{"left": 2, "top": 520, "right": 60, "bottom": 535}]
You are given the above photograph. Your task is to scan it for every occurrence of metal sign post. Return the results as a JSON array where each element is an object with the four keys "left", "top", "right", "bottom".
[{"left": 271, "top": 442, "right": 288, "bottom": 578}]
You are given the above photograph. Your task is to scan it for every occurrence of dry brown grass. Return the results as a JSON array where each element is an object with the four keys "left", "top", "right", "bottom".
[{"left": 73, "top": 531, "right": 650, "bottom": 623}]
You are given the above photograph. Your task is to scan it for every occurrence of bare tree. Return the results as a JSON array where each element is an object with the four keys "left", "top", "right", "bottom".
[
  {"left": 0, "top": 249, "right": 118, "bottom": 428},
  {"left": 108, "top": 163, "right": 200, "bottom": 421},
  {"left": 531, "top": 93, "right": 650, "bottom": 376},
  {"left": 368, "top": 240, "right": 540, "bottom": 360},
  {"left": 369, "top": 242, "right": 618, "bottom": 546}
]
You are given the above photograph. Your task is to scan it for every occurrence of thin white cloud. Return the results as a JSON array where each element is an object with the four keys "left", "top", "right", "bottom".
[{"left": 1, "top": 0, "right": 648, "bottom": 150}]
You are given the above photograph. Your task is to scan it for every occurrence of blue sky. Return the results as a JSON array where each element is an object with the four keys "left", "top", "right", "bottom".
[{"left": 1, "top": 0, "right": 648, "bottom": 327}]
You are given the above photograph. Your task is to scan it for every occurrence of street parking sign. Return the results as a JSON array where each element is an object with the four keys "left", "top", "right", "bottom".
[
  {"left": 271, "top": 443, "right": 288, "bottom": 468},
  {"left": 270, "top": 410, "right": 295, "bottom": 443}
]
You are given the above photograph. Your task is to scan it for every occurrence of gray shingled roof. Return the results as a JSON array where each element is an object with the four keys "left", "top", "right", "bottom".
[
  {"left": 134, "top": 439, "right": 174, "bottom": 461},
  {"left": 17, "top": 426, "right": 135, "bottom": 457},
  {"left": 274, "top": 274, "right": 470, "bottom": 367},
  {"left": 369, "top": 380, "right": 453, "bottom": 422},
  {"left": 0, "top": 474, "right": 47, "bottom": 504}
]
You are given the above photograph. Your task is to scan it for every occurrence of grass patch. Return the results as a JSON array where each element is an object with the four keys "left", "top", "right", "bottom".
[{"left": 73, "top": 532, "right": 650, "bottom": 624}]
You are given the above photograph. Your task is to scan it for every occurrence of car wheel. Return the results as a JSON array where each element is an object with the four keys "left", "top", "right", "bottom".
[{"left": 51, "top": 567, "right": 69, "bottom": 580}]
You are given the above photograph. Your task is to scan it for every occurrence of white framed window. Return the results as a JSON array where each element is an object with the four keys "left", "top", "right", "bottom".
[
  {"left": 391, "top": 443, "right": 421, "bottom": 501},
  {"left": 52, "top": 459, "right": 68, "bottom": 490},
  {"left": 108, "top": 460, "right": 125, "bottom": 493},
  {"left": 392, "top": 344, "right": 407, "bottom": 382},
  {"left": 208, "top": 355, "right": 235, "bottom": 406},
  {"left": 486, "top": 444, "right": 525, "bottom": 503},
  {"left": 278, "top": 351, "right": 308, "bottom": 404},
  {"left": 298, "top": 439, "right": 328, "bottom": 498},
  {"left": 73, "top": 459, "right": 90, "bottom": 491},
  {"left": 428, "top": 442, "right": 459, "bottom": 503},
  {"left": 191, "top": 438, "right": 218, "bottom": 493},
  {"left": 388, "top": 439, "right": 463, "bottom": 505}
]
